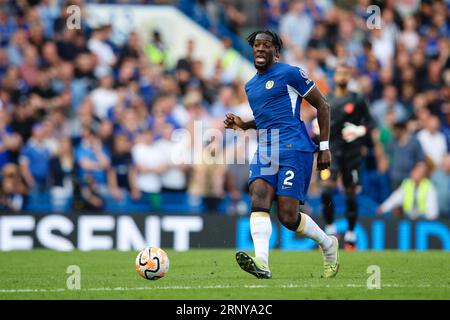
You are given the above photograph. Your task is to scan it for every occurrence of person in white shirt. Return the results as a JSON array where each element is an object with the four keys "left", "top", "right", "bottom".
[
  {"left": 90, "top": 70, "right": 118, "bottom": 120},
  {"left": 377, "top": 162, "right": 439, "bottom": 220},
  {"left": 87, "top": 25, "right": 116, "bottom": 68},
  {"left": 417, "top": 115, "right": 448, "bottom": 167},
  {"left": 131, "top": 130, "right": 166, "bottom": 195},
  {"left": 370, "top": 27, "right": 395, "bottom": 68},
  {"left": 156, "top": 124, "right": 190, "bottom": 192},
  {"left": 399, "top": 16, "right": 420, "bottom": 54}
]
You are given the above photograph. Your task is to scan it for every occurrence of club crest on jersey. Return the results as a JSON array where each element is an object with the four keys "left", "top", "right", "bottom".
[
  {"left": 265, "top": 80, "right": 274, "bottom": 89},
  {"left": 299, "top": 68, "right": 308, "bottom": 78},
  {"left": 344, "top": 103, "right": 355, "bottom": 114}
]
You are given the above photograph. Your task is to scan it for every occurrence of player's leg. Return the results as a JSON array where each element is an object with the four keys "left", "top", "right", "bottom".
[
  {"left": 277, "top": 196, "right": 333, "bottom": 247},
  {"left": 236, "top": 178, "right": 275, "bottom": 279},
  {"left": 342, "top": 168, "right": 359, "bottom": 250},
  {"left": 321, "top": 179, "right": 337, "bottom": 235},
  {"left": 249, "top": 178, "right": 275, "bottom": 266},
  {"left": 320, "top": 158, "right": 340, "bottom": 236},
  {"left": 277, "top": 196, "right": 339, "bottom": 278},
  {"left": 277, "top": 151, "right": 339, "bottom": 278}
]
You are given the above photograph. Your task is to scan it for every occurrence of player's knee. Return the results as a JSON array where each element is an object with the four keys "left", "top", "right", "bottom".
[
  {"left": 251, "top": 186, "right": 270, "bottom": 208},
  {"left": 278, "top": 213, "right": 299, "bottom": 231},
  {"left": 277, "top": 203, "right": 299, "bottom": 231}
]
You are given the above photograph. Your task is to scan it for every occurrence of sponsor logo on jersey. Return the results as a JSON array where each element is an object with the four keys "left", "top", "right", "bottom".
[{"left": 265, "top": 80, "right": 274, "bottom": 89}]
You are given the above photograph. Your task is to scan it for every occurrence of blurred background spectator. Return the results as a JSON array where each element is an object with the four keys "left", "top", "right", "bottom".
[
  {"left": 107, "top": 133, "right": 140, "bottom": 202},
  {"left": 49, "top": 137, "right": 74, "bottom": 212},
  {"left": 0, "top": 163, "right": 28, "bottom": 212},
  {"left": 431, "top": 154, "right": 450, "bottom": 217},
  {"left": 377, "top": 162, "right": 439, "bottom": 220},
  {"left": 387, "top": 121, "right": 426, "bottom": 190},
  {"left": 0, "top": 0, "right": 448, "bottom": 217},
  {"left": 75, "top": 127, "right": 110, "bottom": 193},
  {"left": 19, "top": 123, "right": 51, "bottom": 191}
]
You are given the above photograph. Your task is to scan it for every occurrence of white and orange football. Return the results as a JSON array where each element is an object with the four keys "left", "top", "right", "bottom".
[{"left": 135, "top": 247, "right": 169, "bottom": 280}]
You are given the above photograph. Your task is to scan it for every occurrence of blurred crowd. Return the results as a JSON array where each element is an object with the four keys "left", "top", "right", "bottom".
[
  {"left": 259, "top": 0, "right": 450, "bottom": 219},
  {"left": 0, "top": 0, "right": 448, "bottom": 218}
]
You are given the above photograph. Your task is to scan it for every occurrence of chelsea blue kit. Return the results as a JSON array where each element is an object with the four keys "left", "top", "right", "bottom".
[{"left": 246, "top": 63, "right": 318, "bottom": 203}]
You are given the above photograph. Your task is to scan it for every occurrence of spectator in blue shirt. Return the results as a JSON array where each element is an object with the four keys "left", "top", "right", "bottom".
[
  {"left": 0, "top": 109, "right": 22, "bottom": 169},
  {"left": 75, "top": 127, "right": 111, "bottom": 190},
  {"left": 0, "top": 8, "right": 17, "bottom": 47},
  {"left": 107, "top": 133, "right": 140, "bottom": 201},
  {"left": 19, "top": 123, "right": 51, "bottom": 191},
  {"left": 388, "top": 121, "right": 426, "bottom": 190}
]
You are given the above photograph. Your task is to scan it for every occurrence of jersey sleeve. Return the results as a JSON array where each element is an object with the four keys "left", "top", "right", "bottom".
[{"left": 286, "top": 66, "right": 315, "bottom": 97}]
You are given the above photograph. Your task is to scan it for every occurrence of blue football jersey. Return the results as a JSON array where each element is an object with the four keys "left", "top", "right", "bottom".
[{"left": 245, "top": 63, "right": 318, "bottom": 153}]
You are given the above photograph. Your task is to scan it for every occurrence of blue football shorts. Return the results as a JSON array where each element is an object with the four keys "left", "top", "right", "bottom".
[{"left": 248, "top": 149, "right": 314, "bottom": 204}]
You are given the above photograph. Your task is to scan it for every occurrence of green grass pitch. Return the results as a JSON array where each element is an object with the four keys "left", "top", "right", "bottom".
[{"left": 0, "top": 249, "right": 449, "bottom": 300}]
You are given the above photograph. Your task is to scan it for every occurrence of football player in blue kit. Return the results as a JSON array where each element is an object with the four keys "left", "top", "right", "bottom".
[{"left": 224, "top": 30, "right": 339, "bottom": 279}]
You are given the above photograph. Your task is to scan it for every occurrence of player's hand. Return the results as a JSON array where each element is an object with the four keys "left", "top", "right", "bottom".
[
  {"left": 224, "top": 113, "right": 244, "bottom": 130},
  {"left": 317, "top": 150, "right": 331, "bottom": 171},
  {"left": 342, "top": 122, "right": 367, "bottom": 143}
]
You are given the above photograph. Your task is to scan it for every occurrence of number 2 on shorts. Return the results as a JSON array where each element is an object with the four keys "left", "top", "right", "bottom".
[{"left": 283, "top": 170, "right": 294, "bottom": 186}]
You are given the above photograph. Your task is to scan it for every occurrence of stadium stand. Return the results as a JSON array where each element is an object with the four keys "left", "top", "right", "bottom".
[{"left": 0, "top": 0, "right": 448, "bottom": 219}]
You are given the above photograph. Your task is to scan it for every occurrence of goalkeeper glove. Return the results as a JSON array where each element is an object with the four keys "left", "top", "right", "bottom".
[{"left": 342, "top": 122, "right": 367, "bottom": 143}]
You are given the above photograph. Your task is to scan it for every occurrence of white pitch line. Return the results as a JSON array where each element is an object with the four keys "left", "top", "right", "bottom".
[{"left": 0, "top": 283, "right": 444, "bottom": 293}]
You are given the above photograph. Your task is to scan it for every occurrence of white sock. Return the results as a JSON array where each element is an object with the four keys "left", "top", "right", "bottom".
[
  {"left": 297, "top": 213, "right": 332, "bottom": 250},
  {"left": 344, "top": 231, "right": 356, "bottom": 243},
  {"left": 250, "top": 212, "right": 272, "bottom": 265},
  {"left": 325, "top": 224, "right": 337, "bottom": 235}
]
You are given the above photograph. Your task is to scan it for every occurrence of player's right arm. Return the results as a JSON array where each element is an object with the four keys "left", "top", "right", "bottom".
[{"left": 224, "top": 113, "right": 256, "bottom": 131}]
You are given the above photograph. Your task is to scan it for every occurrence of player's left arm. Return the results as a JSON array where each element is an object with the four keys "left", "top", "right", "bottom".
[{"left": 304, "top": 87, "right": 331, "bottom": 170}]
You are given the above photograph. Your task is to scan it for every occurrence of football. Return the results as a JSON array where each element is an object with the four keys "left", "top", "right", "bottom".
[{"left": 135, "top": 247, "right": 170, "bottom": 280}]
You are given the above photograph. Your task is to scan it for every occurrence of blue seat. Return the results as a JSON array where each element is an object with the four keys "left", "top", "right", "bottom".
[
  {"left": 21, "top": 189, "right": 379, "bottom": 216},
  {"left": 24, "top": 191, "right": 52, "bottom": 213},
  {"left": 160, "top": 192, "right": 194, "bottom": 213},
  {"left": 104, "top": 194, "right": 151, "bottom": 213}
]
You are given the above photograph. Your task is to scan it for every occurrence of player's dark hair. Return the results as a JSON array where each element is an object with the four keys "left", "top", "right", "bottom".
[{"left": 247, "top": 30, "right": 283, "bottom": 52}]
